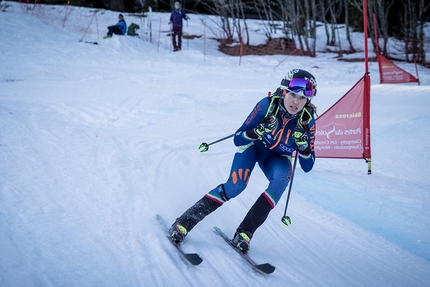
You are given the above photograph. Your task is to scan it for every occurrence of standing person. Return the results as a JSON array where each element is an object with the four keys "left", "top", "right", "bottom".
[
  {"left": 169, "top": 69, "right": 318, "bottom": 253},
  {"left": 168, "top": 1, "right": 189, "bottom": 52},
  {"left": 104, "top": 14, "right": 127, "bottom": 39}
]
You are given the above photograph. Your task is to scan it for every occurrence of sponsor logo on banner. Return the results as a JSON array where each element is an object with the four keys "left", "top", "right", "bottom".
[
  {"left": 314, "top": 76, "right": 370, "bottom": 159},
  {"left": 315, "top": 123, "right": 363, "bottom": 153}
]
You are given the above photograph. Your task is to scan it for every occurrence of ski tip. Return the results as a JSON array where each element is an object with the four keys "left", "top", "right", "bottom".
[
  {"left": 184, "top": 253, "right": 203, "bottom": 265},
  {"left": 255, "top": 263, "right": 276, "bottom": 274}
]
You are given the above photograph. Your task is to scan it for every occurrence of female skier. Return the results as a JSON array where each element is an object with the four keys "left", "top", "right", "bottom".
[{"left": 169, "top": 69, "right": 317, "bottom": 252}]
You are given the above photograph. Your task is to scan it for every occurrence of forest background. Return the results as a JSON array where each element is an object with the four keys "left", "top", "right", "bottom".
[{"left": 17, "top": 0, "right": 430, "bottom": 66}]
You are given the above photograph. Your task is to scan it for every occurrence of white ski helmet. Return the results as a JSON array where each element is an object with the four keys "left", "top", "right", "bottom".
[{"left": 280, "top": 69, "right": 317, "bottom": 100}]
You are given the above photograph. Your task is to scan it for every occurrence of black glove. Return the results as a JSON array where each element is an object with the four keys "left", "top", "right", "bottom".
[
  {"left": 293, "top": 122, "right": 310, "bottom": 153},
  {"left": 247, "top": 115, "right": 278, "bottom": 139},
  {"left": 256, "top": 115, "right": 278, "bottom": 136}
]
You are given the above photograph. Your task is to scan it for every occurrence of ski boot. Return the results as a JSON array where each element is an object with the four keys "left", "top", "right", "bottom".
[
  {"left": 232, "top": 230, "right": 252, "bottom": 253},
  {"left": 169, "top": 222, "right": 188, "bottom": 244}
]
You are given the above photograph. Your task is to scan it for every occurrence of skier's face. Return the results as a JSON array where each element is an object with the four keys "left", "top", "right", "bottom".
[{"left": 283, "top": 92, "right": 307, "bottom": 115}]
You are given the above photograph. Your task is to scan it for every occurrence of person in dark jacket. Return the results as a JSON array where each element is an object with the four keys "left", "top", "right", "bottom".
[
  {"left": 169, "top": 69, "right": 318, "bottom": 253},
  {"left": 168, "top": 2, "right": 189, "bottom": 51},
  {"left": 104, "top": 14, "right": 127, "bottom": 38}
]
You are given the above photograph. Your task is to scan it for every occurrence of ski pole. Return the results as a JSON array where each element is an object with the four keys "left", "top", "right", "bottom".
[
  {"left": 79, "top": 10, "right": 96, "bottom": 42},
  {"left": 186, "top": 17, "right": 189, "bottom": 50},
  {"left": 281, "top": 151, "right": 298, "bottom": 227},
  {"left": 281, "top": 112, "right": 311, "bottom": 227},
  {"left": 198, "top": 133, "right": 235, "bottom": 153}
]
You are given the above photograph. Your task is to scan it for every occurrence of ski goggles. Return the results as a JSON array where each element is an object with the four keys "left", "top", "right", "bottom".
[{"left": 286, "top": 78, "right": 315, "bottom": 98}]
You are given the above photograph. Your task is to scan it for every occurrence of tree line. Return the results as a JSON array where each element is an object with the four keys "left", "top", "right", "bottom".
[
  {"left": 42, "top": 0, "right": 430, "bottom": 65},
  {"left": 167, "top": 0, "right": 429, "bottom": 65}
]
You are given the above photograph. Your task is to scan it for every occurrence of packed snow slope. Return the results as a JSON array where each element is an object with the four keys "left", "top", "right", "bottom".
[{"left": 1, "top": 2, "right": 430, "bottom": 286}]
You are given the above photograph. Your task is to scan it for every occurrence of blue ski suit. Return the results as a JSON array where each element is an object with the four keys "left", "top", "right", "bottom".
[
  {"left": 171, "top": 93, "right": 316, "bottom": 240},
  {"left": 117, "top": 19, "right": 127, "bottom": 35},
  {"left": 169, "top": 9, "right": 188, "bottom": 50},
  {"left": 206, "top": 95, "right": 316, "bottom": 208},
  {"left": 107, "top": 19, "right": 127, "bottom": 37},
  {"left": 169, "top": 9, "right": 187, "bottom": 28}
]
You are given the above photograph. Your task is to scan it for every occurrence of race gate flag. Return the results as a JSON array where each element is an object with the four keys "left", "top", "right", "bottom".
[
  {"left": 377, "top": 53, "right": 420, "bottom": 84},
  {"left": 371, "top": 13, "right": 419, "bottom": 85},
  {"left": 314, "top": 75, "right": 371, "bottom": 160}
]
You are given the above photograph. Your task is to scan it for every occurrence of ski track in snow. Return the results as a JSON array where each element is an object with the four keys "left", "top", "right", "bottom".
[{"left": 1, "top": 2, "right": 430, "bottom": 286}]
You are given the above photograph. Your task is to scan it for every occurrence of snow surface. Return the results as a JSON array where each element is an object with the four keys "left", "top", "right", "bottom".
[{"left": 1, "top": 2, "right": 430, "bottom": 286}]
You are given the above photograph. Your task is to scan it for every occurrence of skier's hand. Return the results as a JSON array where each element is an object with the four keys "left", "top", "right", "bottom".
[
  {"left": 293, "top": 124, "right": 310, "bottom": 153},
  {"left": 254, "top": 115, "right": 278, "bottom": 137},
  {"left": 245, "top": 115, "right": 277, "bottom": 140}
]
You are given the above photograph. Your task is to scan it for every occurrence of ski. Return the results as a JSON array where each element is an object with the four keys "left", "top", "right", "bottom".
[
  {"left": 79, "top": 40, "right": 98, "bottom": 45},
  {"left": 156, "top": 214, "right": 203, "bottom": 266},
  {"left": 213, "top": 226, "right": 276, "bottom": 274}
]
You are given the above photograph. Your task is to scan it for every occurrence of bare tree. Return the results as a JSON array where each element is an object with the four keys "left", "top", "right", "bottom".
[
  {"left": 196, "top": 0, "right": 248, "bottom": 43},
  {"left": 310, "top": 0, "right": 317, "bottom": 55},
  {"left": 253, "top": 0, "right": 276, "bottom": 39},
  {"left": 303, "top": 0, "right": 317, "bottom": 56},
  {"left": 416, "top": 0, "right": 430, "bottom": 64},
  {"left": 274, "top": 0, "right": 294, "bottom": 40},
  {"left": 403, "top": 0, "right": 429, "bottom": 64},
  {"left": 235, "top": 0, "right": 249, "bottom": 45},
  {"left": 343, "top": 0, "right": 355, "bottom": 53},
  {"left": 327, "top": 0, "right": 338, "bottom": 46},
  {"left": 374, "top": 0, "right": 393, "bottom": 55},
  {"left": 319, "top": 0, "right": 331, "bottom": 46}
]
